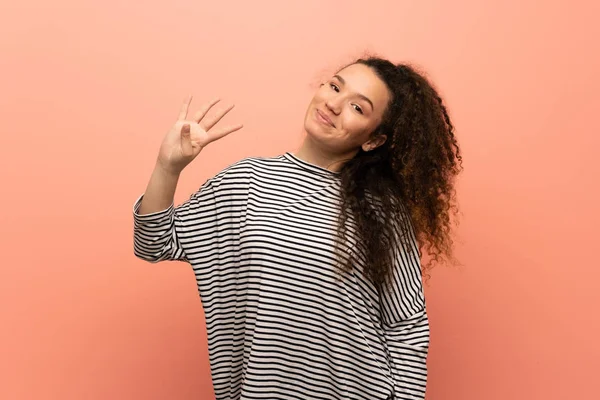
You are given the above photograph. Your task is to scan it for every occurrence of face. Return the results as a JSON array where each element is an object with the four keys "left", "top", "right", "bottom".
[{"left": 303, "top": 63, "right": 391, "bottom": 155}]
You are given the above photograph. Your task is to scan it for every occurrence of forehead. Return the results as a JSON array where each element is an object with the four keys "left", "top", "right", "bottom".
[{"left": 335, "top": 63, "right": 391, "bottom": 111}]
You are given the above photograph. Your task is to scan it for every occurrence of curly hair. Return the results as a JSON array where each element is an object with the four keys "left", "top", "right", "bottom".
[{"left": 334, "top": 56, "right": 463, "bottom": 292}]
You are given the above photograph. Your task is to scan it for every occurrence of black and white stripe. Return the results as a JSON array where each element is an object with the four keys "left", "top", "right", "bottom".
[{"left": 133, "top": 152, "right": 429, "bottom": 400}]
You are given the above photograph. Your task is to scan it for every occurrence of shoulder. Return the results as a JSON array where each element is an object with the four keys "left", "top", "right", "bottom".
[
  {"left": 206, "top": 154, "right": 287, "bottom": 186},
  {"left": 215, "top": 154, "right": 285, "bottom": 176}
]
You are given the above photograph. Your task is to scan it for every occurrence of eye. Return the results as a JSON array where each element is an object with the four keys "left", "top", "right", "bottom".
[
  {"left": 353, "top": 104, "right": 363, "bottom": 114},
  {"left": 329, "top": 83, "right": 339, "bottom": 92}
]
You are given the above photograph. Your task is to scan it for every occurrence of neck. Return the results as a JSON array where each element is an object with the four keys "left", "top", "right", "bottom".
[{"left": 293, "top": 135, "right": 358, "bottom": 173}]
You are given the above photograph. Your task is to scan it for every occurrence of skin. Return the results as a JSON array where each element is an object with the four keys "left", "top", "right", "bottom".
[{"left": 294, "top": 63, "right": 392, "bottom": 172}]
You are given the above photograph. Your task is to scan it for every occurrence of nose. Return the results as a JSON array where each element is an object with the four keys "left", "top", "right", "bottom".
[{"left": 325, "top": 96, "right": 342, "bottom": 115}]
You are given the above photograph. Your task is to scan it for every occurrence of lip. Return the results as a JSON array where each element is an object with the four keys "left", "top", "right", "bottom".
[{"left": 316, "top": 109, "right": 335, "bottom": 127}]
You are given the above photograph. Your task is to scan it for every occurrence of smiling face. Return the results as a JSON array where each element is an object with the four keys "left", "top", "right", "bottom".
[{"left": 303, "top": 63, "right": 392, "bottom": 156}]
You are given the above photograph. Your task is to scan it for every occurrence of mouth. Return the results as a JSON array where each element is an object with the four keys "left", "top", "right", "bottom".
[{"left": 316, "top": 109, "right": 335, "bottom": 127}]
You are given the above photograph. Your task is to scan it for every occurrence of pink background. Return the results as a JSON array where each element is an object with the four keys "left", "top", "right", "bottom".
[{"left": 1, "top": 0, "right": 599, "bottom": 399}]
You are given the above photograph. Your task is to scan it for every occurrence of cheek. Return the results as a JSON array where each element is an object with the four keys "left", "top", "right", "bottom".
[
  {"left": 313, "top": 94, "right": 325, "bottom": 105},
  {"left": 340, "top": 113, "right": 370, "bottom": 135},
  {"left": 307, "top": 92, "right": 324, "bottom": 114}
]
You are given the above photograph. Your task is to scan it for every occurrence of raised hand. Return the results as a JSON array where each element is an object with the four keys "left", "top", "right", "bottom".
[{"left": 157, "top": 96, "right": 243, "bottom": 175}]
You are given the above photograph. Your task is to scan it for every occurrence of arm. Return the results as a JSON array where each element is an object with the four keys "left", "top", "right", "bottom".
[
  {"left": 380, "top": 306, "right": 429, "bottom": 399},
  {"left": 137, "top": 163, "right": 181, "bottom": 215},
  {"left": 133, "top": 167, "right": 217, "bottom": 264},
  {"left": 133, "top": 162, "right": 186, "bottom": 263},
  {"left": 379, "top": 218, "right": 429, "bottom": 399},
  {"left": 132, "top": 95, "right": 243, "bottom": 263}
]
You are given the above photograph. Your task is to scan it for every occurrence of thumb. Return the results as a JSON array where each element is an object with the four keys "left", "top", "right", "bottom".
[
  {"left": 181, "top": 123, "right": 191, "bottom": 137},
  {"left": 180, "top": 124, "right": 193, "bottom": 154}
]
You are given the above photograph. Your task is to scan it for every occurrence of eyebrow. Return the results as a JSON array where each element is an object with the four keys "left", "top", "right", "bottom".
[{"left": 333, "top": 74, "right": 374, "bottom": 110}]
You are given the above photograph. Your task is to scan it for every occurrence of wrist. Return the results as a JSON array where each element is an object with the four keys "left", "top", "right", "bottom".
[{"left": 154, "top": 160, "right": 183, "bottom": 179}]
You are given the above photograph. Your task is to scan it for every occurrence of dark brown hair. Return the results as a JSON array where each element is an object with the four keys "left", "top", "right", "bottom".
[{"left": 335, "top": 56, "right": 463, "bottom": 292}]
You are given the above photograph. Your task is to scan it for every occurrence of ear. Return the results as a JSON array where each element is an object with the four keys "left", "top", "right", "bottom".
[{"left": 361, "top": 134, "right": 387, "bottom": 152}]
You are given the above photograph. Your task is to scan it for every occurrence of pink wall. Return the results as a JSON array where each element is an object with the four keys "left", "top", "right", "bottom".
[{"left": 1, "top": 1, "right": 598, "bottom": 399}]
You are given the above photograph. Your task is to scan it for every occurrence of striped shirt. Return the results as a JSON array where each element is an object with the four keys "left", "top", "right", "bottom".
[{"left": 133, "top": 152, "right": 429, "bottom": 400}]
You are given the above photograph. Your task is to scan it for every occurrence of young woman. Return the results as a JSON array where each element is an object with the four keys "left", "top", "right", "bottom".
[{"left": 133, "top": 56, "right": 462, "bottom": 400}]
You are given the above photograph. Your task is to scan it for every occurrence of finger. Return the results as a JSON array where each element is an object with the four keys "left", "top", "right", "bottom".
[
  {"left": 193, "top": 98, "right": 221, "bottom": 124},
  {"left": 202, "top": 104, "right": 236, "bottom": 131},
  {"left": 178, "top": 95, "right": 193, "bottom": 121},
  {"left": 206, "top": 123, "right": 244, "bottom": 143}
]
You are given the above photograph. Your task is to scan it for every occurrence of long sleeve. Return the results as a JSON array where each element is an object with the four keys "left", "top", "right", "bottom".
[
  {"left": 379, "top": 216, "right": 430, "bottom": 400},
  {"left": 132, "top": 178, "right": 218, "bottom": 264}
]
